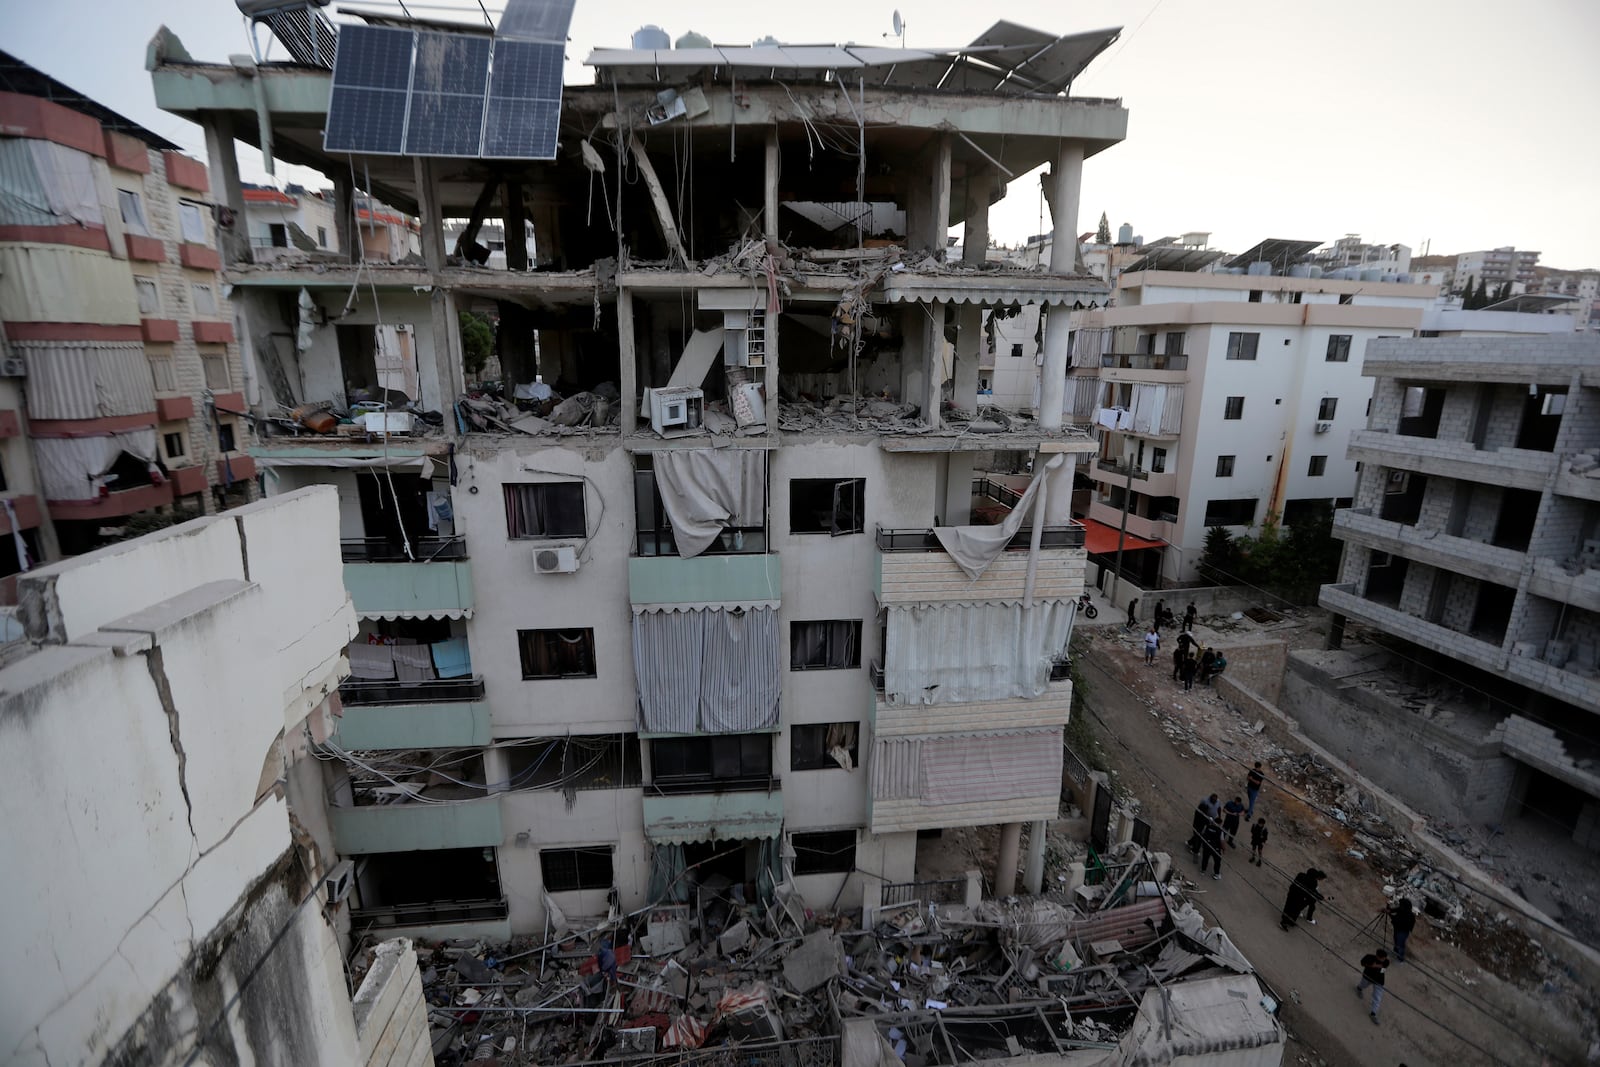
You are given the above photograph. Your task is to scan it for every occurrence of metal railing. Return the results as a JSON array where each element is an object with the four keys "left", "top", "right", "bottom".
[
  {"left": 881, "top": 876, "right": 968, "bottom": 907},
  {"left": 1100, "top": 352, "right": 1188, "bottom": 371},
  {"left": 338, "top": 676, "right": 485, "bottom": 705},
  {"left": 646, "top": 775, "right": 781, "bottom": 797},
  {"left": 568, "top": 1036, "right": 839, "bottom": 1067},
  {"left": 351, "top": 897, "right": 509, "bottom": 928},
  {"left": 876, "top": 524, "right": 1086, "bottom": 552},
  {"left": 341, "top": 536, "right": 467, "bottom": 562},
  {"left": 869, "top": 661, "right": 885, "bottom": 692},
  {"left": 1062, "top": 744, "right": 1092, "bottom": 788},
  {"left": 1095, "top": 459, "right": 1150, "bottom": 480},
  {"left": 971, "top": 476, "right": 1024, "bottom": 508}
]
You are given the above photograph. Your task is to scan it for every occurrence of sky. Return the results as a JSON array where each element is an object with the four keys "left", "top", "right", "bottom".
[{"left": 3, "top": 0, "right": 1597, "bottom": 267}]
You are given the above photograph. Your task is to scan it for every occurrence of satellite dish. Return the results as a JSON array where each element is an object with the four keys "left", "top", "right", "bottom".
[{"left": 892, "top": 10, "right": 903, "bottom": 36}]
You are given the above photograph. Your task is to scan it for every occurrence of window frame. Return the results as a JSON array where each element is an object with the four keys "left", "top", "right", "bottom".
[
  {"left": 191, "top": 283, "right": 217, "bottom": 316},
  {"left": 791, "top": 829, "right": 858, "bottom": 876},
  {"left": 518, "top": 627, "right": 598, "bottom": 680},
  {"left": 1317, "top": 397, "right": 1339, "bottom": 421},
  {"left": 1223, "top": 396, "right": 1245, "bottom": 420},
  {"left": 201, "top": 351, "right": 231, "bottom": 390},
  {"left": 539, "top": 846, "right": 614, "bottom": 893},
  {"left": 134, "top": 276, "right": 160, "bottom": 315},
  {"left": 1215, "top": 455, "right": 1235, "bottom": 478},
  {"left": 504, "top": 481, "right": 588, "bottom": 540},
  {"left": 789, "top": 619, "right": 863, "bottom": 671},
  {"left": 118, "top": 189, "right": 150, "bottom": 236},
  {"left": 650, "top": 734, "right": 772, "bottom": 784},
  {"left": 1010, "top": 343, "right": 1024, "bottom": 358},
  {"left": 177, "top": 200, "right": 209, "bottom": 244},
  {"left": 790, "top": 477, "right": 865, "bottom": 536},
  {"left": 163, "top": 431, "right": 187, "bottom": 462},
  {"left": 1325, "top": 334, "right": 1352, "bottom": 362},
  {"left": 1203, "top": 498, "right": 1259, "bottom": 527},
  {"left": 149, "top": 355, "right": 178, "bottom": 393},
  {"left": 1225, "top": 332, "right": 1259, "bottom": 361},
  {"left": 215, "top": 420, "right": 237, "bottom": 453},
  {"left": 790, "top": 722, "right": 861, "bottom": 771}
]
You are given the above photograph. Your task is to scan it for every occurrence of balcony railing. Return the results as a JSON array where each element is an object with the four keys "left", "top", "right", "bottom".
[
  {"left": 869, "top": 660, "right": 885, "bottom": 692},
  {"left": 338, "top": 676, "right": 486, "bottom": 706},
  {"left": 341, "top": 536, "right": 467, "bottom": 563},
  {"left": 971, "top": 476, "right": 1024, "bottom": 508},
  {"left": 1101, "top": 352, "right": 1188, "bottom": 371},
  {"left": 876, "top": 524, "right": 1085, "bottom": 552},
  {"left": 351, "top": 897, "right": 509, "bottom": 929},
  {"left": 1096, "top": 459, "right": 1151, "bottom": 480},
  {"left": 647, "top": 775, "right": 781, "bottom": 796}
]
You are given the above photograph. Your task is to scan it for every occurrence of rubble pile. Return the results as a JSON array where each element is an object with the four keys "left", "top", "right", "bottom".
[
  {"left": 352, "top": 850, "right": 1271, "bottom": 1067},
  {"left": 459, "top": 382, "right": 623, "bottom": 436},
  {"left": 271, "top": 398, "right": 447, "bottom": 439}
]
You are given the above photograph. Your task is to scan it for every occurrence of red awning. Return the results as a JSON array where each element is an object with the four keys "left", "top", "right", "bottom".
[{"left": 1082, "top": 517, "right": 1165, "bottom": 555}]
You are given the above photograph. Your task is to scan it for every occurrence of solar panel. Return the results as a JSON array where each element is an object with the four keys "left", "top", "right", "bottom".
[
  {"left": 324, "top": 25, "right": 414, "bottom": 153},
  {"left": 482, "top": 98, "right": 560, "bottom": 158},
  {"left": 412, "top": 31, "right": 491, "bottom": 95},
  {"left": 405, "top": 92, "right": 489, "bottom": 155},
  {"left": 497, "top": 0, "right": 576, "bottom": 42},
  {"left": 489, "top": 39, "right": 564, "bottom": 99},
  {"left": 331, "top": 25, "right": 414, "bottom": 90}
]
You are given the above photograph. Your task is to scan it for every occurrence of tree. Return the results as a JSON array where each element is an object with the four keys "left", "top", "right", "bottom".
[
  {"left": 459, "top": 311, "right": 494, "bottom": 378},
  {"left": 1473, "top": 277, "right": 1489, "bottom": 309},
  {"left": 1096, "top": 212, "right": 1112, "bottom": 245},
  {"left": 1198, "top": 526, "right": 1243, "bottom": 585},
  {"left": 1280, "top": 502, "right": 1344, "bottom": 604},
  {"left": 1494, "top": 281, "right": 1512, "bottom": 304},
  {"left": 1458, "top": 275, "right": 1476, "bottom": 307}
]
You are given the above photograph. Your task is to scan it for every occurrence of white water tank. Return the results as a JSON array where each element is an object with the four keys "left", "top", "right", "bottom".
[
  {"left": 1117, "top": 223, "right": 1134, "bottom": 244},
  {"left": 1247, "top": 261, "right": 1272, "bottom": 276},
  {"left": 676, "top": 30, "right": 711, "bottom": 48},
  {"left": 1288, "top": 264, "right": 1312, "bottom": 278},
  {"left": 632, "top": 25, "right": 671, "bottom": 49}
]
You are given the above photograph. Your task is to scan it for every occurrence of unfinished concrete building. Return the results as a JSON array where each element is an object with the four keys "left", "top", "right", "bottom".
[
  {"left": 150, "top": 5, "right": 1128, "bottom": 945},
  {"left": 1314, "top": 335, "right": 1600, "bottom": 852}
]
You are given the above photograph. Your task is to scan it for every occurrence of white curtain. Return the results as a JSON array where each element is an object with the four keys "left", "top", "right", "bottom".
[
  {"left": 0, "top": 140, "right": 55, "bottom": 226},
  {"left": 633, "top": 607, "right": 779, "bottom": 732},
  {"left": 884, "top": 601, "right": 1073, "bottom": 705},
  {"left": 34, "top": 430, "right": 158, "bottom": 502},
  {"left": 934, "top": 454, "right": 1063, "bottom": 579},
  {"left": 652, "top": 449, "right": 765, "bottom": 558},
  {"left": 1130, "top": 384, "right": 1184, "bottom": 436},
  {"left": 27, "top": 141, "right": 103, "bottom": 227},
  {"left": 19, "top": 341, "right": 156, "bottom": 420}
]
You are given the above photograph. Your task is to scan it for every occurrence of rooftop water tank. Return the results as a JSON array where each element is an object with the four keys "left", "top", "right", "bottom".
[
  {"left": 1381, "top": 272, "right": 1399, "bottom": 283},
  {"left": 1117, "top": 222, "right": 1134, "bottom": 244},
  {"left": 1360, "top": 269, "right": 1382, "bottom": 282},
  {"left": 1247, "top": 261, "right": 1272, "bottom": 276},
  {"left": 1306, "top": 265, "right": 1323, "bottom": 279},
  {"left": 1288, "top": 264, "right": 1313, "bottom": 278},
  {"left": 676, "top": 30, "right": 712, "bottom": 48},
  {"left": 632, "top": 25, "right": 671, "bottom": 49}
]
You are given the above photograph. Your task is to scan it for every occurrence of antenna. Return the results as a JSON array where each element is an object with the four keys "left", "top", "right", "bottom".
[{"left": 884, "top": 10, "right": 906, "bottom": 47}]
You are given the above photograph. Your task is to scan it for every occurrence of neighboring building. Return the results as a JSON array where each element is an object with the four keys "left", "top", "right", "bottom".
[
  {"left": 1068, "top": 264, "right": 1439, "bottom": 586},
  {"left": 1309, "top": 234, "right": 1411, "bottom": 276},
  {"left": 1530, "top": 266, "right": 1600, "bottom": 332},
  {"left": 1455, "top": 245, "right": 1540, "bottom": 290},
  {"left": 1318, "top": 336, "right": 1600, "bottom": 851},
  {"left": 242, "top": 183, "right": 338, "bottom": 259},
  {"left": 0, "top": 51, "right": 256, "bottom": 565},
  {"left": 152, "top": 14, "right": 1122, "bottom": 939},
  {"left": 353, "top": 196, "right": 420, "bottom": 261},
  {"left": 1408, "top": 253, "right": 1456, "bottom": 293},
  {"left": 0, "top": 487, "right": 433, "bottom": 1066}
]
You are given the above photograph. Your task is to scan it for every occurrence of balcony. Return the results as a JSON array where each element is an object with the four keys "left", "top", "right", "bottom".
[
  {"left": 1504, "top": 656, "right": 1600, "bottom": 717},
  {"left": 350, "top": 898, "right": 510, "bottom": 930},
  {"left": 330, "top": 796, "right": 502, "bottom": 855},
  {"left": 867, "top": 727, "right": 1064, "bottom": 835},
  {"left": 1099, "top": 352, "right": 1188, "bottom": 384},
  {"left": 343, "top": 545, "right": 474, "bottom": 619},
  {"left": 339, "top": 676, "right": 485, "bottom": 705},
  {"left": 870, "top": 664, "right": 1073, "bottom": 737},
  {"left": 1333, "top": 508, "right": 1523, "bottom": 587},
  {"left": 1092, "top": 460, "right": 1177, "bottom": 499},
  {"left": 1347, "top": 431, "right": 1554, "bottom": 492},
  {"left": 1319, "top": 582, "right": 1505, "bottom": 675},
  {"left": 628, "top": 552, "right": 781, "bottom": 607},
  {"left": 642, "top": 780, "right": 784, "bottom": 843},
  {"left": 1555, "top": 466, "right": 1600, "bottom": 504},
  {"left": 875, "top": 525, "right": 1086, "bottom": 606},
  {"left": 334, "top": 688, "right": 491, "bottom": 751},
  {"left": 1528, "top": 557, "right": 1600, "bottom": 614},
  {"left": 1086, "top": 500, "right": 1172, "bottom": 543},
  {"left": 342, "top": 536, "right": 468, "bottom": 563}
]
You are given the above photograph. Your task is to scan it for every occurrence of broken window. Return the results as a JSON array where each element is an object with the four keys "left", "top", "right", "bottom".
[
  {"left": 504, "top": 735, "right": 641, "bottom": 790},
  {"left": 790, "top": 620, "right": 862, "bottom": 670},
  {"left": 790, "top": 723, "right": 860, "bottom": 771},
  {"left": 1010, "top": 343, "right": 1023, "bottom": 358},
  {"left": 202, "top": 352, "right": 230, "bottom": 390},
  {"left": 1325, "top": 335, "right": 1352, "bottom": 362},
  {"left": 650, "top": 734, "right": 771, "bottom": 787},
  {"left": 134, "top": 276, "right": 160, "bottom": 315},
  {"left": 268, "top": 222, "right": 288, "bottom": 248},
  {"left": 540, "top": 847, "right": 614, "bottom": 892},
  {"left": 216, "top": 420, "right": 236, "bottom": 453},
  {"left": 518, "top": 628, "right": 597, "bottom": 679},
  {"left": 790, "top": 478, "right": 864, "bottom": 535},
  {"left": 1203, "top": 498, "right": 1258, "bottom": 527},
  {"left": 352, "top": 848, "right": 504, "bottom": 925},
  {"left": 634, "top": 455, "right": 766, "bottom": 556},
  {"left": 791, "top": 830, "right": 857, "bottom": 876},
  {"left": 504, "top": 482, "right": 586, "bottom": 538}
]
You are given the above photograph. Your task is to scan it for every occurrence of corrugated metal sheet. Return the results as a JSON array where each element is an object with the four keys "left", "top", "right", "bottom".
[
  {"left": 18, "top": 340, "right": 155, "bottom": 420},
  {"left": 877, "top": 550, "right": 1085, "bottom": 607},
  {"left": 869, "top": 737, "right": 921, "bottom": 800},
  {"left": 921, "top": 729, "right": 1062, "bottom": 805}
]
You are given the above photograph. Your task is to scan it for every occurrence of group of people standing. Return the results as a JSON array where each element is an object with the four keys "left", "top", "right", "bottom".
[
  {"left": 1185, "top": 761, "right": 1269, "bottom": 881},
  {"left": 1135, "top": 601, "right": 1226, "bottom": 688}
]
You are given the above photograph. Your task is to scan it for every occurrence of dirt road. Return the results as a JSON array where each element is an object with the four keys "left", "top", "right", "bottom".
[{"left": 1075, "top": 634, "right": 1585, "bottom": 1066}]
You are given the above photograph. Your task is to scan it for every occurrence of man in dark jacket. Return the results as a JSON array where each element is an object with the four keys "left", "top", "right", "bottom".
[
  {"left": 1249, "top": 818, "right": 1268, "bottom": 866},
  {"left": 1199, "top": 817, "right": 1224, "bottom": 880},
  {"left": 1388, "top": 898, "right": 1417, "bottom": 962},
  {"left": 1280, "top": 868, "right": 1326, "bottom": 930},
  {"left": 1221, "top": 796, "right": 1246, "bottom": 848},
  {"left": 1356, "top": 949, "right": 1389, "bottom": 1023}
]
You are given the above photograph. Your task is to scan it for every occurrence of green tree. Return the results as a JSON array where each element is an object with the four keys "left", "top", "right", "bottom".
[
  {"left": 1096, "top": 212, "right": 1112, "bottom": 245},
  {"left": 1494, "top": 281, "right": 1512, "bottom": 304},
  {"left": 1458, "top": 275, "right": 1476, "bottom": 307},
  {"left": 1198, "top": 525, "right": 1242, "bottom": 585},
  {"left": 459, "top": 311, "right": 494, "bottom": 378},
  {"left": 1472, "top": 277, "right": 1489, "bottom": 309},
  {"left": 1280, "top": 501, "right": 1344, "bottom": 604}
]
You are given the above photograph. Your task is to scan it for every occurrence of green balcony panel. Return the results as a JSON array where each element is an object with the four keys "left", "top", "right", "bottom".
[
  {"left": 331, "top": 797, "right": 502, "bottom": 854},
  {"left": 643, "top": 787, "right": 784, "bottom": 844},
  {"left": 344, "top": 560, "right": 474, "bottom": 618},
  {"left": 628, "top": 554, "right": 781, "bottom": 606},
  {"left": 334, "top": 701, "right": 491, "bottom": 750}
]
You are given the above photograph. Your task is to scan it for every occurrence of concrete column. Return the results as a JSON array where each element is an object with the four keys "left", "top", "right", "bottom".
[
  {"left": 414, "top": 159, "right": 446, "bottom": 274},
  {"left": 483, "top": 746, "right": 511, "bottom": 795},
  {"left": 201, "top": 116, "right": 250, "bottom": 267},
  {"left": 504, "top": 182, "right": 528, "bottom": 272},
  {"left": 333, "top": 171, "right": 354, "bottom": 262},
  {"left": 763, "top": 128, "right": 779, "bottom": 240},
  {"left": 1037, "top": 143, "right": 1084, "bottom": 432},
  {"left": 923, "top": 300, "right": 945, "bottom": 428},
  {"left": 617, "top": 287, "right": 638, "bottom": 434},
  {"left": 995, "top": 821, "right": 1022, "bottom": 897},
  {"left": 1023, "top": 819, "right": 1047, "bottom": 895},
  {"left": 962, "top": 174, "right": 993, "bottom": 266},
  {"left": 953, "top": 304, "right": 982, "bottom": 415},
  {"left": 929, "top": 135, "right": 953, "bottom": 259},
  {"left": 428, "top": 287, "right": 464, "bottom": 414},
  {"left": 943, "top": 453, "right": 974, "bottom": 526},
  {"left": 1042, "top": 454, "right": 1077, "bottom": 525}
]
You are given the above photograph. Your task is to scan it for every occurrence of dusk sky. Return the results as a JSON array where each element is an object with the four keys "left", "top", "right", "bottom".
[{"left": 3, "top": 0, "right": 1595, "bottom": 266}]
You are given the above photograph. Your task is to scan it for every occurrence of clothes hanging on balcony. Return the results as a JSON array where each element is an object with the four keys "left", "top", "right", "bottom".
[
  {"left": 633, "top": 606, "right": 779, "bottom": 732},
  {"left": 884, "top": 600, "right": 1073, "bottom": 705},
  {"left": 346, "top": 641, "right": 396, "bottom": 680},
  {"left": 650, "top": 449, "right": 765, "bottom": 558},
  {"left": 391, "top": 641, "right": 436, "bottom": 681},
  {"left": 934, "top": 454, "right": 1064, "bottom": 580},
  {"left": 430, "top": 637, "right": 472, "bottom": 679}
]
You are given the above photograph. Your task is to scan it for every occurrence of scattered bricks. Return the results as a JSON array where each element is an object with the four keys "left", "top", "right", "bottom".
[
  {"left": 718, "top": 919, "right": 750, "bottom": 956},
  {"left": 783, "top": 930, "right": 845, "bottom": 993}
]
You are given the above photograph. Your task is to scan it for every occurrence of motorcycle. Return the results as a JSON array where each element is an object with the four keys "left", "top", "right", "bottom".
[{"left": 1075, "top": 593, "right": 1098, "bottom": 619}]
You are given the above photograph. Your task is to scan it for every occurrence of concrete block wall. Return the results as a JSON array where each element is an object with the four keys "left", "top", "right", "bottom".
[
  {"left": 1398, "top": 558, "right": 1437, "bottom": 617},
  {"left": 1512, "top": 594, "right": 1562, "bottom": 651},
  {"left": 1440, "top": 573, "right": 1480, "bottom": 633},
  {"left": 1461, "top": 483, "right": 1503, "bottom": 542},
  {"left": 1340, "top": 543, "right": 1372, "bottom": 589},
  {"left": 1213, "top": 639, "right": 1288, "bottom": 703},
  {"left": 1415, "top": 474, "right": 1455, "bottom": 531},
  {"left": 352, "top": 938, "right": 431, "bottom": 1067},
  {"left": 1367, "top": 377, "right": 1403, "bottom": 432},
  {"left": 1553, "top": 382, "right": 1600, "bottom": 454},
  {"left": 1434, "top": 384, "right": 1477, "bottom": 441},
  {"left": 1482, "top": 383, "right": 1528, "bottom": 451},
  {"left": 1530, "top": 495, "right": 1590, "bottom": 561}
]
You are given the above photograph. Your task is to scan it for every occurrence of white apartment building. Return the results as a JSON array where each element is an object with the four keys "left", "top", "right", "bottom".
[
  {"left": 1456, "top": 245, "right": 1540, "bottom": 290},
  {"left": 241, "top": 183, "right": 338, "bottom": 258},
  {"left": 1069, "top": 268, "right": 1441, "bottom": 586}
]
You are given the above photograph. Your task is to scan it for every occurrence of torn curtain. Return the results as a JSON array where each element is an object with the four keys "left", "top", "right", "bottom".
[
  {"left": 933, "top": 454, "right": 1065, "bottom": 580},
  {"left": 883, "top": 600, "right": 1073, "bottom": 705},
  {"left": 651, "top": 449, "right": 765, "bottom": 558}
]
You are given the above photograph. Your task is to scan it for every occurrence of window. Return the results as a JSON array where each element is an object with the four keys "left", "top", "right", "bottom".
[
  {"left": 1223, "top": 396, "right": 1245, "bottom": 420},
  {"left": 504, "top": 482, "right": 586, "bottom": 538},
  {"left": 519, "top": 628, "right": 597, "bottom": 679},
  {"left": 118, "top": 190, "right": 149, "bottom": 236},
  {"left": 790, "top": 478, "right": 864, "bottom": 535},
  {"left": 201, "top": 352, "right": 230, "bottom": 390},
  {"left": 505, "top": 735, "right": 641, "bottom": 790},
  {"left": 1307, "top": 455, "right": 1328, "bottom": 477},
  {"left": 317, "top": 226, "right": 329, "bottom": 247},
  {"left": 1325, "top": 335, "right": 1352, "bottom": 362},
  {"left": 134, "top": 276, "right": 160, "bottom": 315},
  {"left": 1150, "top": 447, "right": 1167, "bottom": 473},
  {"left": 178, "top": 200, "right": 208, "bottom": 243},
  {"left": 790, "top": 620, "right": 862, "bottom": 670},
  {"left": 1215, "top": 455, "right": 1235, "bottom": 477},
  {"left": 191, "top": 284, "right": 217, "bottom": 315},
  {"left": 1164, "top": 331, "right": 1185, "bottom": 355},
  {"left": 791, "top": 723, "right": 860, "bottom": 771},
  {"left": 1010, "top": 343, "right": 1023, "bottom": 358},
  {"left": 149, "top": 356, "right": 177, "bottom": 393},
  {"left": 1225, "top": 333, "right": 1259, "bottom": 360},
  {"left": 1204, "top": 498, "right": 1259, "bottom": 526},
  {"left": 791, "top": 830, "right": 857, "bottom": 876},
  {"left": 651, "top": 734, "right": 771, "bottom": 782},
  {"left": 1317, "top": 397, "right": 1338, "bottom": 421},
  {"left": 268, "top": 223, "right": 288, "bottom": 248},
  {"left": 163, "top": 432, "right": 186, "bottom": 460},
  {"left": 1338, "top": 293, "right": 1354, "bottom": 305},
  {"left": 635, "top": 456, "right": 764, "bottom": 556},
  {"left": 1248, "top": 290, "right": 1263, "bottom": 303},
  {"left": 540, "top": 847, "right": 613, "bottom": 892},
  {"left": 216, "top": 420, "right": 236, "bottom": 453}
]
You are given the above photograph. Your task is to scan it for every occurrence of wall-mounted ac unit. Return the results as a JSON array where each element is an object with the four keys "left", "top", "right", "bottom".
[
  {"left": 0, "top": 355, "right": 26, "bottom": 378},
  {"left": 534, "top": 544, "right": 579, "bottom": 574},
  {"left": 323, "top": 859, "right": 354, "bottom": 904},
  {"left": 1314, "top": 421, "right": 1332, "bottom": 434}
]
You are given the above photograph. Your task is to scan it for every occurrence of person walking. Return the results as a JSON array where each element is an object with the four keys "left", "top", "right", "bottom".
[
  {"left": 1198, "top": 647, "right": 1217, "bottom": 685},
  {"left": 1180, "top": 654, "right": 1197, "bottom": 691},
  {"left": 1245, "top": 761, "right": 1266, "bottom": 819},
  {"left": 1172, "top": 644, "right": 1186, "bottom": 681},
  {"left": 1183, "top": 602, "right": 1197, "bottom": 632},
  {"left": 1221, "top": 796, "right": 1245, "bottom": 848},
  {"left": 1389, "top": 897, "right": 1417, "bottom": 962},
  {"left": 1188, "top": 794, "right": 1220, "bottom": 858},
  {"left": 1143, "top": 626, "right": 1160, "bottom": 665},
  {"left": 1249, "top": 818, "right": 1268, "bottom": 866},
  {"left": 1280, "top": 868, "right": 1326, "bottom": 930},
  {"left": 1199, "top": 814, "right": 1224, "bottom": 880},
  {"left": 1356, "top": 949, "right": 1389, "bottom": 1024},
  {"left": 1125, "top": 598, "right": 1138, "bottom": 631},
  {"left": 1153, "top": 599, "right": 1166, "bottom": 632}
]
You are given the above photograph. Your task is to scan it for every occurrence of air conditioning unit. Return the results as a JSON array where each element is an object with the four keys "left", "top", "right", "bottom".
[
  {"left": 323, "top": 859, "right": 354, "bottom": 904},
  {"left": 1314, "top": 421, "right": 1332, "bottom": 434},
  {"left": 534, "top": 544, "right": 580, "bottom": 574},
  {"left": 0, "top": 354, "right": 26, "bottom": 378}
]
